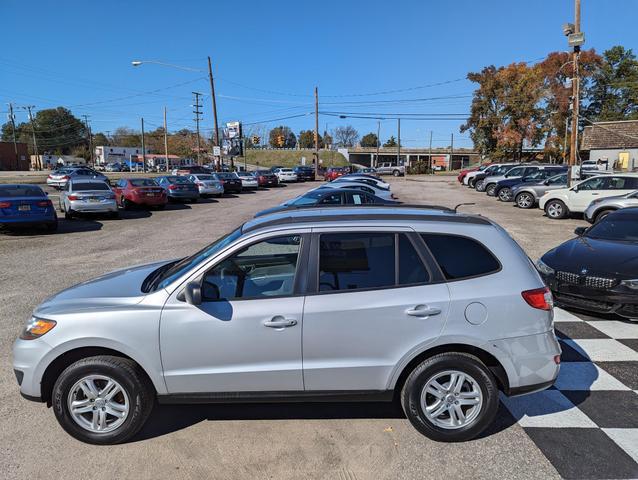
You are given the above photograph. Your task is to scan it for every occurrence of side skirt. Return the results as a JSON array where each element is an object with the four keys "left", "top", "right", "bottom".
[{"left": 157, "top": 390, "right": 395, "bottom": 405}]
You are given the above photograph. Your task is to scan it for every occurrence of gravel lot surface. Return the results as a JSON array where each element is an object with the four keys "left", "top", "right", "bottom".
[{"left": 0, "top": 176, "right": 583, "bottom": 480}]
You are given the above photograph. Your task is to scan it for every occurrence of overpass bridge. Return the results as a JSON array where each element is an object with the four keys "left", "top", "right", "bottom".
[{"left": 343, "top": 147, "right": 480, "bottom": 170}]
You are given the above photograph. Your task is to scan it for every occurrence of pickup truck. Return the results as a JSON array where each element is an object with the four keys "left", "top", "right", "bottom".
[{"left": 376, "top": 162, "right": 405, "bottom": 177}]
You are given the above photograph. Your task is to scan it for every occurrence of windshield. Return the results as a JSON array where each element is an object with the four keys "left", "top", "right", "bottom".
[
  {"left": 218, "top": 173, "right": 238, "bottom": 179},
  {"left": 146, "top": 228, "right": 243, "bottom": 292},
  {"left": 289, "top": 191, "right": 326, "bottom": 205},
  {"left": 547, "top": 173, "right": 567, "bottom": 185},
  {"left": 130, "top": 179, "right": 158, "bottom": 187},
  {"left": 493, "top": 165, "right": 513, "bottom": 175},
  {"left": 586, "top": 214, "right": 638, "bottom": 242},
  {"left": 0, "top": 185, "right": 45, "bottom": 197},
  {"left": 73, "top": 182, "right": 110, "bottom": 191},
  {"left": 195, "top": 175, "right": 216, "bottom": 181}
]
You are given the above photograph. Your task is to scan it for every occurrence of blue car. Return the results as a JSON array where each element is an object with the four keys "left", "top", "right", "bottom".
[
  {"left": 494, "top": 167, "right": 567, "bottom": 202},
  {"left": 0, "top": 184, "right": 58, "bottom": 232}
]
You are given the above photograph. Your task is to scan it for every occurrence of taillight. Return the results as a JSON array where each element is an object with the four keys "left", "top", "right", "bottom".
[
  {"left": 67, "top": 195, "right": 79, "bottom": 200},
  {"left": 522, "top": 287, "right": 553, "bottom": 311},
  {"left": 168, "top": 185, "right": 177, "bottom": 190},
  {"left": 47, "top": 175, "right": 53, "bottom": 179},
  {"left": 62, "top": 175, "right": 70, "bottom": 180},
  {"left": 259, "top": 176, "right": 265, "bottom": 181},
  {"left": 37, "top": 200, "right": 52, "bottom": 207},
  {"left": 0, "top": 201, "right": 11, "bottom": 208}
]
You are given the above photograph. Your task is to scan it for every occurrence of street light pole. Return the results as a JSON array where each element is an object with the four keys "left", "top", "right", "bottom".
[
  {"left": 207, "top": 57, "right": 220, "bottom": 157},
  {"left": 164, "top": 107, "right": 170, "bottom": 172},
  {"left": 314, "top": 86, "right": 319, "bottom": 178}
]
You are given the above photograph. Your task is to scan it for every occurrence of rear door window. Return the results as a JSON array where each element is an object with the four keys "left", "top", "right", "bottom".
[
  {"left": 399, "top": 235, "right": 430, "bottom": 285},
  {"left": 420, "top": 234, "right": 500, "bottom": 280}
]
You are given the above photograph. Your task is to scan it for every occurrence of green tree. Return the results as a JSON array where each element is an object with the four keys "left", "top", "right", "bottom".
[
  {"left": 298, "top": 130, "right": 323, "bottom": 148},
  {"left": 360, "top": 132, "right": 379, "bottom": 147},
  {"left": 92, "top": 132, "right": 110, "bottom": 146},
  {"left": 585, "top": 46, "right": 638, "bottom": 121},
  {"left": 268, "top": 126, "right": 296, "bottom": 148},
  {"left": 112, "top": 127, "right": 141, "bottom": 147},
  {"left": 1, "top": 107, "right": 87, "bottom": 155},
  {"left": 383, "top": 136, "right": 397, "bottom": 147}
]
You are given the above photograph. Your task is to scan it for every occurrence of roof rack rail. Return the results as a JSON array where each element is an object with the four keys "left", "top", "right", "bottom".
[{"left": 270, "top": 203, "right": 455, "bottom": 213}]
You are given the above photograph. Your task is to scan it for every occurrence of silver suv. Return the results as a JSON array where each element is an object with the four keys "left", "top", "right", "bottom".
[
  {"left": 376, "top": 162, "right": 405, "bottom": 177},
  {"left": 13, "top": 206, "right": 560, "bottom": 444}
]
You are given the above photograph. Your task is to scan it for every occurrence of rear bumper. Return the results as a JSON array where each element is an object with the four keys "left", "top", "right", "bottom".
[
  {"left": 0, "top": 217, "right": 56, "bottom": 227},
  {"left": 198, "top": 186, "right": 224, "bottom": 195},
  {"left": 130, "top": 195, "right": 167, "bottom": 206},
  {"left": 168, "top": 191, "right": 199, "bottom": 199},
  {"left": 491, "top": 330, "right": 561, "bottom": 395},
  {"left": 68, "top": 200, "right": 118, "bottom": 212}
]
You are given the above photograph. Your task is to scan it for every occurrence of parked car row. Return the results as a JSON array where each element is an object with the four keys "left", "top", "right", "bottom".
[{"left": 459, "top": 161, "right": 638, "bottom": 222}]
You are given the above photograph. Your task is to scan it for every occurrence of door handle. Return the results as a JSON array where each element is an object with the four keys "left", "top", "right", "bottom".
[
  {"left": 263, "top": 316, "right": 298, "bottom": 328},
  {"left": 406, "top": 305, "right": 441, "bottom": 317}
]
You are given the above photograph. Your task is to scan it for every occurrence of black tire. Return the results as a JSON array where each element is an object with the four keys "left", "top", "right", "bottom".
[
  {"left": 393, "top": 170, "right": 400, "bottom": 177},
  {"left": 485, "top": 183, "right": 497, "bottom": 196},
  {"left": 595, "top": 208, "right": 614, "bottom": 223},
  {"left": 544, "top": 199, "right": 569, "bottom": 219},
  {"left": 64, "top": 209, "right": 74, "bottom": 220},
  {"left": 120, "top": 196, "right": 129, "bottom": 211},
  {"left": 401, "top": 352, "right": 498, "bottom": 442},
  {"left": 156, "top": 204, "right": 166, "bottom": 210},
  {"left": 191, "top": 198, "right": 198, "bottom": 203},
  {"left": 52, "top": 355, "right": 154, "bottom": 445},
  {"left": 475, "top": 179, "right": 486, "bottom": 192},
  {"left": 515, "top": 192, "right": 535, "bottom": 209},
  {"left": 468, "top": 178, "right": 476, "bottom": 188},
  {"left": 497, "top": 187, "right": 513, "bottom": 202},
  {"left": 45, "top": 219, "right": 58, "bottom": 233}
]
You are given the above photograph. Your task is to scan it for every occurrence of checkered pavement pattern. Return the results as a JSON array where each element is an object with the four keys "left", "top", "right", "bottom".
[{"left": 501, "top": 308, "right": 638, "bottom": 479}]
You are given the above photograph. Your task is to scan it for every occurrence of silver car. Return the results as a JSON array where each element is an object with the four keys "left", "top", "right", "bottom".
[
  {"left": 317, "top": 181, "right": 396, "bottom": 201},
  {"left": 13, "top": 206, "right": 559, "bottom": 444},
  {"left": 584, "top": 190, "right": 638, "bottom": 223},
  {"left": 187, "top": 174, "right": 224, "bottom": 197},
  {"left": 59, "top": 179, "right": 118, "bottom": 219},
  {"left": 47, "top": 167, "right": 107, "bottom": 190},
  {"left": 512, "top": 173, "right": 568, "bottom": 209},
  {"left": 376, "top": 162, "right": 405, "bottom": 177},
  {"left": 237, "top": 172, "right": 259, "bottom": 189}
]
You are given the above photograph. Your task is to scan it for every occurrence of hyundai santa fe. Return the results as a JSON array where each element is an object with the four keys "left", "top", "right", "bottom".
[{"left": 12, "top": 205, "right": 560, "bottom": 444}]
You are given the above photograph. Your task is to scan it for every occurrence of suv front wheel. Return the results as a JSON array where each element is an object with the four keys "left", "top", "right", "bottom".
[
  {"left": 401, "top": 353, "right": 498, "bottom": 442},
  {"left": 52, "top": 355, "right": 154, "bottom": 445},
  {"left": 545, "top": 199, "right": 569, "bottom": 219}
]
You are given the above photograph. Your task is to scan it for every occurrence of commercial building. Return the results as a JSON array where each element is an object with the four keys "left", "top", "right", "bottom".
[
  {"left": 581, "top": 120, "right": 638, "bottom": 171},
  {"left": 0, "top": 141, "right": 29, "bottom": 171},
  {"left": 31, "top": 155, "right": 86, "bottom": 169},
  {"left": 94, "top": 146, "right": 150, "bottom": 166}
]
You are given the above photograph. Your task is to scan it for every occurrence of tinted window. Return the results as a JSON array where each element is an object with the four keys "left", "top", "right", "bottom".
[
  {"left": 548, "top": 173, "right": 567, "bottom": 185},
  {"left": 130, "top": 179, "right": 157, "bottom": 187},
  {"left": 399, "top": 235, "right": 429, "bottom": 285},
  {"left": 347, "top": 192, "right": 372, "bottom": 205},
  {"left": 609, "top": 177, "right": 638, "bottom": 190},
  {"left": 578, "top": 176, "right": 608, "bottom": 190},
  {"left": 73, "top": 182, "right": 110, "bottom": 191},
  {"left": 0, "top": 185, "right": 45, "bottom": 197},
  {"left": 505, "top": 167, "right": 525, "bottom": 177},
  {"left": 421, "top": 234, "right": 500, "bottom": 280},
  {"left": 319, "top": 233, "right": 395, "bottom": 292},
  {"left": 318, "top": 192, "right": 342, "bottom": 205},
  {"left": 202, "top": 235, "right": 301, "bottom": 300}
]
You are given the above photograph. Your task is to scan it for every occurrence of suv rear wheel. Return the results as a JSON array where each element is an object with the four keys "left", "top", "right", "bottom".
[
  {"left": 595, "top": 208, "right": 614, "bottom": 223},
  {"left": 485, "top": 183, "right": 497, "bottom": 196},
  {"left": 392, "top": 169, "right": 400, "bottom": 177},
  {"left": 401, "top": 353, "right": 498, "bottom": 442},
  {"left": 475, "top": 179, "right": 486, "bottom": 192},
  {"left": 52, "top": 355, "right": 154, "bottom": 445},
  {"left": 545, "top": 199, "right": 568, "bottom": 219},
  {"left": 515, "top": 192, "right": 535, "bottom": 209},
  {"left": 497, "top": 187, "right": 513, "bottom": 202}
]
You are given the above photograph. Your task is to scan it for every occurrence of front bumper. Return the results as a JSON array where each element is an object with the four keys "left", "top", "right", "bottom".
[
  {"left": 12, "top": 336, "right": 53, "bottom": 401},
  {"left": 542, "top": 272, "right": 638, "bottom": 318},
  {"left": 491, "top": 330, "right": 561, "bottom": 395}
]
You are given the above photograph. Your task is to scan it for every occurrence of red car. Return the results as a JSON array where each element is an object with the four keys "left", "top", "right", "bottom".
[
  {"left": 112, "top": 178, "right": 167, "bottom": 210},
  {"left": 457, "top": 163, "right": 492, "bottom": 183},
  {"left": 324, "top": 167, "right": 346, "bottom": 182}
]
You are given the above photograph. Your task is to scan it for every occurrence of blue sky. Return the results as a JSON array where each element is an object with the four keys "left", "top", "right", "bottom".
[{"left": 2, "top": 0, "right": 637, "bottom": 148}]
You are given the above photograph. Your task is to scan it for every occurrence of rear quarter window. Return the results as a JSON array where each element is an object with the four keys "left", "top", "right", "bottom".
[{"left": 420, "top": 234, "right": 501, "bottom": 280}]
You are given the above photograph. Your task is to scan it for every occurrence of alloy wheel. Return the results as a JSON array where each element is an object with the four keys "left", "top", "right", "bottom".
[
  {"left": 498, "top": 188, "right": 512, "bottom": 201},
  {"left": 67, "top": 375, "right": 129, "bottom": 434},
  {"left": 420, "top": 370, "right": 483, "bottom": 429},
  {"left": 546, "top": 201, "right": 563, "bottom": 218},
  {"left": 516, "top": 193, "right": 534, "bottom": 208}
]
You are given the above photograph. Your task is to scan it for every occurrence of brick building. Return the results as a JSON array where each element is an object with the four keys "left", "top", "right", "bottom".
[{"left": 0, "top": 141, "right": 30, "bottom": 171}]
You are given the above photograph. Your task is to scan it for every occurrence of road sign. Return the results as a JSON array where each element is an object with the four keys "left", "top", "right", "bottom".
[{"left": 213, "top": 146, "right": 221, "bottom": 156}]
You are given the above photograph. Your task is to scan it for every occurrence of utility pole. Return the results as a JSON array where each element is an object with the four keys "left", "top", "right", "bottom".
[
  {"left": 140, "top": 117, "right": 147, "bottom": 173},
  {"left": 207, "top": 57, "right": 220, "bottom": 163},
  {"left": 82, "top": 114, "right": 94, "bottom": 167},
  {"left": 8, "top": 103, "right": 18, "bottom": 170},
  {"left": 25, "top": 106, "right": 39, "bottom": 170},
  {"left": 192, "top": 91, "right": 203, "bottom": 165},
  {"left": 163, "top": 107, "right": 170, "bottom": 172},
  {"left": 568, "top": 0, "right": 582, "bottom": 186},
  {"left": 450, "top": 133, "right": 454, "bottom": 171},
  {"left": 314, "top": 86, "right": 319, "bottom": 177},
  {"left": 564, "top": 116, "right": 570, "bottom": 162},
  {"left": 375, "top": 120, "right": 381, "bottom": 169},
  {"left": 428, "top": 130, "right": 433, "bottom": 174},
  {"left": 397, "top": 118, "right": 401, "bottom": 169}
]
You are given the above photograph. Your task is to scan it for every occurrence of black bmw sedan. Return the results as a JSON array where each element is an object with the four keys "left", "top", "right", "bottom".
[{"left": 537, "top": 207, "right": 638, "bottom": 320}]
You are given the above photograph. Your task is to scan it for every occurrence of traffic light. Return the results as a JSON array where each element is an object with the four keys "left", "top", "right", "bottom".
[
  {"left": 252, "top": 135, "right": 260, "bottom": 145},
  {"left": 277, "top": 134, "right": 285, "bottom": 147}
]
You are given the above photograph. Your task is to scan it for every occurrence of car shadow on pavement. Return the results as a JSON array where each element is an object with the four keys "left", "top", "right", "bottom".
[
  {"left": 0, "top": 219, "right": 103, "bottom": 236},
  {"left": 118, "top": 210, "right": 153, "bottom": 220},
  {"left": 164, "top": 203, "right": 193, "bottom": 211},
  {"left": 133, "top": 401, "right": 405, "bottom": 442}
]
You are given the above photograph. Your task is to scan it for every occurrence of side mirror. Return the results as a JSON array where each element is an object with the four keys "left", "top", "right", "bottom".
[
  {"left": 574, "top": 226, "right": 587, "bottom": 236},
  {"left": 543, "top": 180, "right": 550, "bottom": 185},
  {"left": 183, "top": 282, "right": 202, "bottom": 305}
]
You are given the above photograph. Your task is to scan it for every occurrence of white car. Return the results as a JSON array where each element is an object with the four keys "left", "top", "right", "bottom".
[
  {"left": 539, "top": 173, "right": 638, "bottom": 219},
  {"left": 335, "top": 174, "right": 391, "bottom": 190},
  {"left": 317, "top": 181, "right": 396, "bottom": 202},
  {"left": 237, "top": 173, "right": 259, "bottom": 189},
  {"left": 273, "top": 168, "right": 298, "bottom": 183}
]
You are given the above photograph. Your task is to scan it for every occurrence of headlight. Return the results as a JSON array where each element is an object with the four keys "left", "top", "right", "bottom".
[
  {"left": 19, "top": 317, "right": 56, "bottom": 340},
  {"left": 620, "top": 279, "right": 638, "bottom": 290},
  {"left": 536, "top": 259, "right": 555, "bottom": 276}
]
